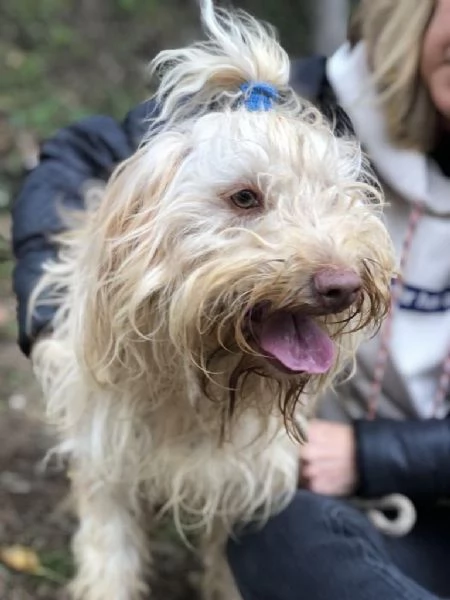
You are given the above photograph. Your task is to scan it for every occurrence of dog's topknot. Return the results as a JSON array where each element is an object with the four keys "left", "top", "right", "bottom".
[{"left": 150, "top": 0, "right": 292, "bottom": 128}]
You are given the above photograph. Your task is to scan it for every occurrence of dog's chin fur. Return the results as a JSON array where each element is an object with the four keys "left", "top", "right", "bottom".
[{"left": 29, "top": 1, "right": 395, "bottom": 598}]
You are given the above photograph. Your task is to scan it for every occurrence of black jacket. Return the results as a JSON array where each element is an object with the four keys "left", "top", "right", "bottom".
[{"left": 11, "top": 56, "right": 450, "bottom": 502}]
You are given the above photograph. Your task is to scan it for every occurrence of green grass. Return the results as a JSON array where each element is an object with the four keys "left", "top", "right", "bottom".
[{"left": 39, "top": 549, "right": 75, "bottom": 583}]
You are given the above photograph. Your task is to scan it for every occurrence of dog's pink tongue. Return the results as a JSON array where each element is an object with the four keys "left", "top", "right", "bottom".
[{"left": 258, "top": 312, "right": 334, "bottom": 374}]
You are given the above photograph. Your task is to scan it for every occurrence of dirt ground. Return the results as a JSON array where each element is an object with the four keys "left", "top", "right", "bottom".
[{"left": 0, "top": 215, "right": 201, "bottom": 600}]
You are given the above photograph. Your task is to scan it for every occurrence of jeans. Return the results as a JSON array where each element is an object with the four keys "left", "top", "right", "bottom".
[{"left": 227, "top": 491, "right": 450, "bottom": 600}]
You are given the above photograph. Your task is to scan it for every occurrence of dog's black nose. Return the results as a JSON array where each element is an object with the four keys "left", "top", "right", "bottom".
[{"left": 312, "top": 268, "right": 362, "bottom": 313}]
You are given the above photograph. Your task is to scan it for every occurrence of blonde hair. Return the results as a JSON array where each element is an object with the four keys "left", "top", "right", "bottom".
[{"left": 349, "top": 0, "right": 437, "bottom": 151}]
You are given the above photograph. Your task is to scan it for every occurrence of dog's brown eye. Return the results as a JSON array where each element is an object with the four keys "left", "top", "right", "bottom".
[{"left": 230, "top": 189, "right": 261, "bottom": 210}]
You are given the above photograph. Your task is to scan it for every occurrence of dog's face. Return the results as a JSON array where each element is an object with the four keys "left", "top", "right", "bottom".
[{"left": 82, "top": 105, "right": 394, "bottom": 414}]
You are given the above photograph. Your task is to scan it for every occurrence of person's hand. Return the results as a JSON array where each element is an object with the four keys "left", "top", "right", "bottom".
[{"left": 300, "top": 419, "right": 358, "bottom": 497}]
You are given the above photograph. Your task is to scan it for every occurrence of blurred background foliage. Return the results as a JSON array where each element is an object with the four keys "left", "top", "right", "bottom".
[{"left": 0, "top": 0, "right": 356, "bottom": 207}]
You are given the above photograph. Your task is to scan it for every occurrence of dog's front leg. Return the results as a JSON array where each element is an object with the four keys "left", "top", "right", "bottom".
[
  {"left": 201, "top": 525, "right": 242, "bottom": 600},
  {"left": 69, "top": 471, "right": 151, "bottom": 600}
]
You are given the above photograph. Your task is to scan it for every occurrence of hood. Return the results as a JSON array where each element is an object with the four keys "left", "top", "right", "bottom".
[{"left": 327, "top": 42, "right": 450, "bottom": 217}]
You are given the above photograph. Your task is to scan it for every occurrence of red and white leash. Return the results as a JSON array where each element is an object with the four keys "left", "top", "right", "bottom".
[{"left": 362, "top": 202, "right": 450, "bottom": 536}]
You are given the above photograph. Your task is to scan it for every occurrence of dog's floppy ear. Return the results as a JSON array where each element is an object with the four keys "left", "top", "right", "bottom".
[{"left": 77, "top": 133, "right": 188, "bottom": 385}]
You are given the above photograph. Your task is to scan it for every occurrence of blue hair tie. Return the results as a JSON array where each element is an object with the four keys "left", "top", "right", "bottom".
[{"left": 240, "top": 81, "right": 278, "bottom": 112}]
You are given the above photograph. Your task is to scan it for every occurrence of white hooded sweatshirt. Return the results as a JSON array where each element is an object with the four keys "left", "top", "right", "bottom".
[{"left": 321, "top": 42, "right": 450, "bottom": 421}]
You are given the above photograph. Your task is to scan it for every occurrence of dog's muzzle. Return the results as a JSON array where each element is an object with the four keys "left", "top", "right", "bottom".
[{"left": 247, "top": 268, "right": 362, "bottom": 375}]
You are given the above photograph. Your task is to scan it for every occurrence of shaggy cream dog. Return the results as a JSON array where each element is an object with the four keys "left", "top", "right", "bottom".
[{"left": 30, "top": 1, "right": 395, "bottom": 599}]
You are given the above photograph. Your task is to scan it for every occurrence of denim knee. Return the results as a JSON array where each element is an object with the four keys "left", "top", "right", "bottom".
[{"left": 226, "top": 491, "right": 386, "bottom": 590}]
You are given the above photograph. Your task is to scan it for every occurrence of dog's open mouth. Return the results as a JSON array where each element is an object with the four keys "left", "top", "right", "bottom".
[{"left": 249, "top": 308, "right": 335, "bottom": 375}]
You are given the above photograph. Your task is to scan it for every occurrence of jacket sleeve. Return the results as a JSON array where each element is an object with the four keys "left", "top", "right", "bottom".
[
  {"left": 12, "top": 101, "right": 156, "bottom": 356},
  {"left": 354, "top": 417, "right": 450, "bottom": 501}
]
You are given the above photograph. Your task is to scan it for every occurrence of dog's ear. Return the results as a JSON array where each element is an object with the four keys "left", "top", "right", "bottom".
[{"left": 77, "top": 133, "right": 188, "bottom": 384}]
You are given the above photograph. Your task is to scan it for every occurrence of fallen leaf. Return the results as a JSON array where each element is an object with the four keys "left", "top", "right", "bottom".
[
  {"left": 0, "top": 545, "right": 40, "bottom": 574},
  {"left": 0, "top": 545, "right": 68, "bottom": 584}
]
